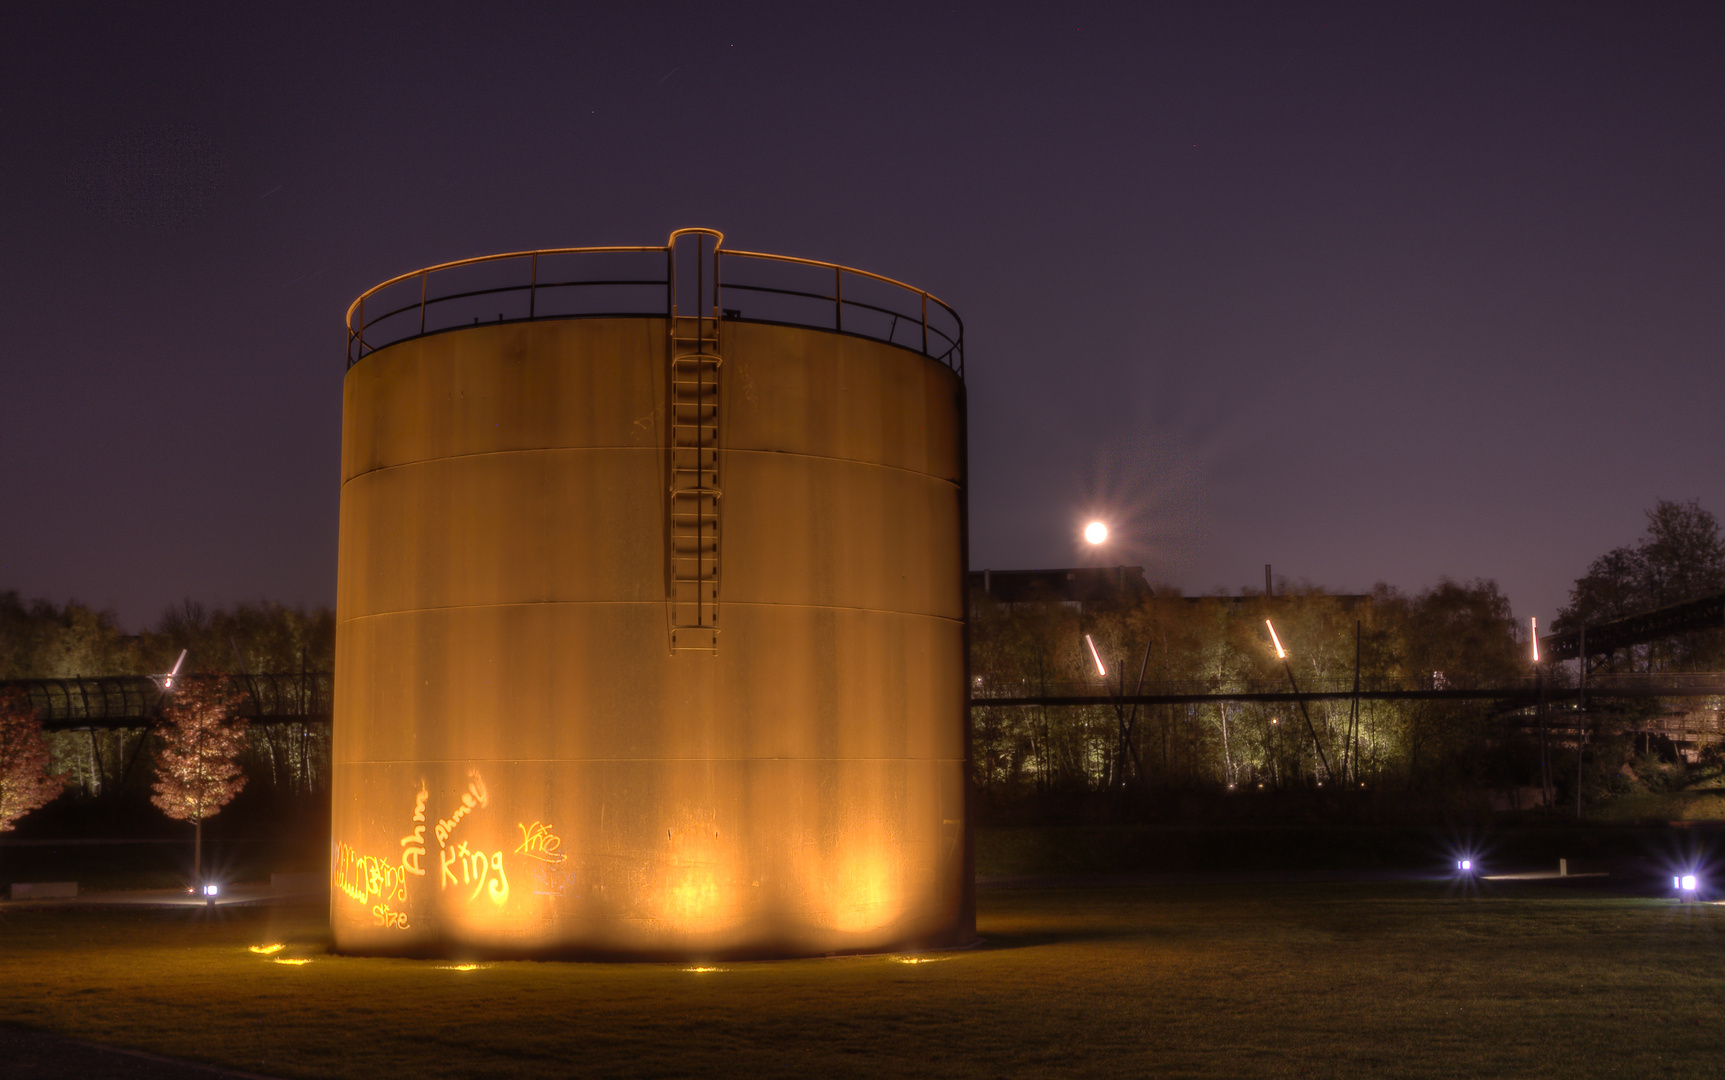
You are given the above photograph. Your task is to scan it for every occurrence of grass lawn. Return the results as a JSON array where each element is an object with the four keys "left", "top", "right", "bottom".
[
  {"left": 1, "top": 882, "right": 1722, "bottom": 1079},
  {"left": 1588, "top": 790, "right": 1725, "bottom": 824}
]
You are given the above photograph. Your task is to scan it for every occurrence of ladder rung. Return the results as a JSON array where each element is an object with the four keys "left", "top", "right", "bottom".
[
  {"left": 669, "top": 628, "right": 720, "bottom": 653},
  {"left": 668, "top": 317, "right": 721, "bottom": 655}
]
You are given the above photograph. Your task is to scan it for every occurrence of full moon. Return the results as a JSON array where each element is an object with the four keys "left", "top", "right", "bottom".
[{"left": 1083, "top": 521, "right": 1108, "bottom": 545}]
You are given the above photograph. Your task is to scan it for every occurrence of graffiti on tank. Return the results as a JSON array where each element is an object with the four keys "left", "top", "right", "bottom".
[
  {"left": 337, "top": 772, "right": 535, "bottom": 920},
  {"left": 372, "top": 903, "right": 410, "bottom": 929},
  {"left": 441, "top": 839, "right": 509, "bottom": 904},
  {"left": 515, "top": 821, "right": 567, "bottom": 863},
  {"left": 333, "top": 840, "right": 408, "bottom": 904},
  {"left": 401, "top": 783, "right": 429, "bottom": 876},
  {"left": 533, "top": 860, "right": 574, "bottom": 898},
  {"left": 433, "top": 774, "right": 490, "bottom": 849},
  {"left": 516, "top": 821, "right": 572, "bottom": 896}
]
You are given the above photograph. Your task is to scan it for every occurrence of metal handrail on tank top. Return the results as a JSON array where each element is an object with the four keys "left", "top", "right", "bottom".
[{"left": 344, "top": 232, "right": 964, "bottom": 378}]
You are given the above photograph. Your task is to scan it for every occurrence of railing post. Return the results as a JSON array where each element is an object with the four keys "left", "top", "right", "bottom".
[
  {"left": 835, "top": 267, "right": 843, "bottom": 332},
  {"left": 419, "top": 272, "right": 428, "bottom": 335},
  {"left": 921, "top": 293, "right": 928, "bottom": 355},
  {"left": 357, "top": 296, "right": 365, "bottom": 360},
  {"left": 529, "top": 253, "right": 538, "bottom": 320}
]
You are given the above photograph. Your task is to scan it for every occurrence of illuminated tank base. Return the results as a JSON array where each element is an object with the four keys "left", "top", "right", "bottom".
[
  {"left": 331, "top": 245, "right": 972, "bottom": 959},
  {"left": 330, "top": 600, "right": 968, "bottom": 960}
]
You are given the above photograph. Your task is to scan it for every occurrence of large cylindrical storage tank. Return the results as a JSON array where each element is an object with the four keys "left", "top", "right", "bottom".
[{"left": 330, "top": 231, "right": 971, "bottom": 958}]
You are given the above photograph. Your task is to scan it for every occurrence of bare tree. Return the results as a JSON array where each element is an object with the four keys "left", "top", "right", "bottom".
[
  {"left": 0, "top": 688, "right": 67, "bottom": 833},
  {"left": 151, "top": 675, "right": 249, "bottom": 884}
]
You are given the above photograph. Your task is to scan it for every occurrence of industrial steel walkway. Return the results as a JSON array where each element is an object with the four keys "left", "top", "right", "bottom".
[{"left": 1, "top": 673, "right": 331, "bottom": 731}]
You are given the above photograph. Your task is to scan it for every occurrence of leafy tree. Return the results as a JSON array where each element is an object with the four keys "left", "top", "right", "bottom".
[
  {"left": 0, "top": 591, "right": 144, "bottom": 678},
  {"left": 1639, "top": 499, "right": 1725, "bottom": 608},
  {"left": 1557, "top": 498, "right": 1725, "bottom": 671},
  {"left": 151, "top": 674, "right": 249, "bottom": 883},
  {"left": 142, "top": 599, "right": 334, "bottom": 675},
  {"left": 0, "top": 689, "right": 66, "bottom": 832},
  {"left": 1378, "top": 579, "right": 1522, "bottom": 789}
]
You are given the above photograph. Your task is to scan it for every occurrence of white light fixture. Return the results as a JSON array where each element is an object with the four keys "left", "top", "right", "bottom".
[
  {"left": 1084, "top": 634, "right": 1106, "bottom": 678},
  {"left": 160, "top": 648, "right": 187, "bottom": 691},
  {"left": 203, "top": 884, "right": 219, "bottom": 897},
  {"left": 1083, "top": 521, "right": 1107, "bottom": 545}
]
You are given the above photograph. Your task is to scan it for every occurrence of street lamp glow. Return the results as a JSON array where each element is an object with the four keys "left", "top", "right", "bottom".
[
  {"left": 1531, "top": 617, "right": 1539, "bottom": 663},
  {"left": 1084, "top": 634, "right": 1107, "bottom": 678},
  {"left": 1083, "top": 521, "right": 1108, "bottom": 545},
  {"left": 1266, "top": 620, "right": 1287, "bottom": 660}
]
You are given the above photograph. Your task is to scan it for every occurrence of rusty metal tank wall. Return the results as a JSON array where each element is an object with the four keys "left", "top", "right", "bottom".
[{"left": 331, "top": 315, "right": 970, "bottom": 957}]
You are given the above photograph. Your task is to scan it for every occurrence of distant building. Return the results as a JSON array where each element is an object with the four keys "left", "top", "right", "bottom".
[{"left": 969, "top": 566, "right": 1153, "bottom": 614}]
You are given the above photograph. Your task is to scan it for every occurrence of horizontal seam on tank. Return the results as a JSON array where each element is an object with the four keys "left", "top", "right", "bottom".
[
  {"left": 340, "top": 600, "right": 963, "bottom": 624},
  {"left": 332, "top": 757, "right": 968, "bottom": 765},
  {"left": 340, "top": 446, "right": 959, "bottom": 486}
]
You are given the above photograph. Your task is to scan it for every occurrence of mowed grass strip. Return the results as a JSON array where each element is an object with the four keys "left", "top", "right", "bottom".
[{"left": 0, "top": 884, "right": 1721, "bottom": 1079}]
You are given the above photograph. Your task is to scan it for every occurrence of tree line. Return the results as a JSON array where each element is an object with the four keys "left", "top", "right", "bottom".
[
  {"left": 971, "top": 579, "right": 1528, "bottom": 811},
  {"left": 0, "top": 593, "right": 332, "bottom": 680},
  {"left": 0, "top": 595, "right": 333, "bottom": 825},
  {"left": 972, "top": 499, "right": 1725, "bottom": 816},
  {"left": 3, "top": 498, "right": 1722, "bottom": 833}
]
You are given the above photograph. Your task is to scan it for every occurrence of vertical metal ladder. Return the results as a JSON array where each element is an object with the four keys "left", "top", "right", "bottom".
[{"left": 666, "top": 237, "right": 723, "bottom": 653}]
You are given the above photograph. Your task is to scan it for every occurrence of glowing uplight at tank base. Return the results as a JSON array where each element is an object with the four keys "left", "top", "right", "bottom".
[{"left": 1083, "top": 520, "right": 1108, "bottom": 545}]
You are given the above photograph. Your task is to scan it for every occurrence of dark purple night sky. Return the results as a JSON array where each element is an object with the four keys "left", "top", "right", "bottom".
[{"left": 4, "top": 2, "right": 1723, "bottom": 631}]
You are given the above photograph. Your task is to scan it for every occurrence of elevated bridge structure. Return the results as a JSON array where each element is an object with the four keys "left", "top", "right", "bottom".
[
  {"left": 2, "top": 673, "right": 332, "bottom": 732},
  {"left": 1539, "top": 591, "right": 1725, "bottom": 663},
  {"left": 971, "top": 673, "right": 1725, "bottom": 709},
  {"left": 973, "top": 674, "right": 1725, "bottom": 758},
  {"left": 7, "top": 670, "right": 1719, "bottom": 730}
]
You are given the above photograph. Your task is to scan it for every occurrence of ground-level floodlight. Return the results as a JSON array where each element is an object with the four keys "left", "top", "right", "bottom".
[
  {"left": 1084, "top": 634, "right": 1106, "bottom": 678},
  {"left": 1456, "top": 859, "right": 1475, "bottom": 874},
  {"left": 1674, "top": 874, "right": 1699, "bottom": 899},
  {"left": 203, "top": 883, "right": 219, "bottom": 896},
  {"left": 1083, "top": 521, "right": 1108, "bottom": 545}
]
